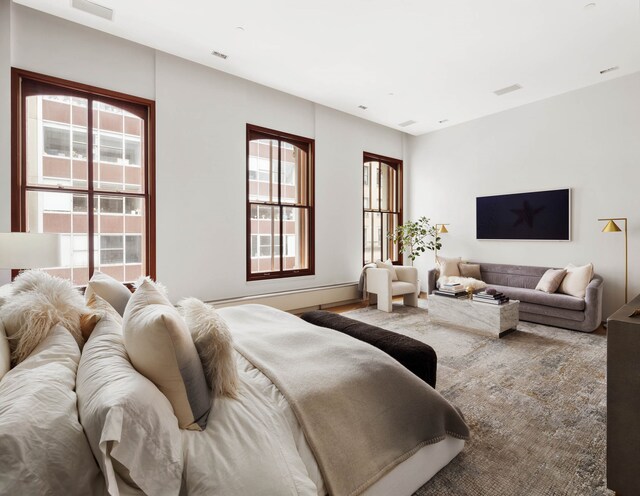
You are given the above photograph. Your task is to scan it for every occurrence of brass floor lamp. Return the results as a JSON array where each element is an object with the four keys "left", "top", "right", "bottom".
[
  {"left": 434, "top": 224, "right": 449, "bottom": 262},
  {"left": 598, "top": 217, "right": 628, "bottom": 303}
]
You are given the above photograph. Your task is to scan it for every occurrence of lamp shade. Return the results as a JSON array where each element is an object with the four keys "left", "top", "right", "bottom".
[
  {"left": 438, "top": 224, "right": 449, "bottom": 234},
  {"left": 602, "top": 220, "right": 622, "bottom": 233},
  {"left": 0, "top": 233, "right": 62, "bottom": 269}
]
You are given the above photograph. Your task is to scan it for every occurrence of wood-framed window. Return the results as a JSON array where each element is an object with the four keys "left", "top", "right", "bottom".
[
  {"left": 246, "top": 124, "right": 314, "bottom": 280},
  {"left": 11, "top": 68, "right": 156, "bottom": 285},
  {"left": 363, "top": 152, "right": 402, "bottom": 265}
]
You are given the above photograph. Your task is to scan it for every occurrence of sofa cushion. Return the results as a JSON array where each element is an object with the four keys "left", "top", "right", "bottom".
[
  {"left": 459, "top": 263, "right": 482, "bottom": 280},
  {"left": 535, "top": 268, "right": 567, "bottom": 293},
  {"left": 519, "top": 303, "right": 585, "bottom": 323},
  {"left": 477, "top": 262, "right": 549, "bottom": 290},
  {"left": 437, "top": 256, "right": 461, "bottom": 277},
  {"left": 559, "top": 263, "right": 593, "bottom": 299},
  {"left": 487, "top": 284, "right": 585, "bottom": 311}
]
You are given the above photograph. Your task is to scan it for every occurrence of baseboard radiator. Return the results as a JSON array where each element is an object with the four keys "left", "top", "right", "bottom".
[{"left": 207, "top": 282, "right": 362, "bottom": 314}]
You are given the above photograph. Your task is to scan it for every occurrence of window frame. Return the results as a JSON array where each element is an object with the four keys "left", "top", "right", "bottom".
[
  {"left": 11, "top": 68, "right": 156, "bottom": 283},
  {"left": 246, "top": 124, "right": 315, "bottom": 281},
  {"left": 362, "top": 151, "right": 403, "bottom": 266}
]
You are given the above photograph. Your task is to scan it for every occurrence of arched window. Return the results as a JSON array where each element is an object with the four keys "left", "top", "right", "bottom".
[
  {"left": 12, "top": 69, "right": 155, "bottom": 285},
  {"left": 363, "top": 153, "right": 402, "bottom": 265},
  {"left": 246, "top": 124, "right": 314, "bottom": 280}
]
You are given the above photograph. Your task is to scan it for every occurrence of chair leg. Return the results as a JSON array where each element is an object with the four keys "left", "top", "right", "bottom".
[
  {"left": 377, "top": 296, "right": 392, "bottom": 312},
  {"left": 403, "top": 292, "right": 418, "bottom": 307}
]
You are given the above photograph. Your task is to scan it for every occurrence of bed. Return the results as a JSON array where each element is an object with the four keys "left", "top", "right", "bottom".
[{"left": 0, "top": 271, "right": 468, "bottom": 496}]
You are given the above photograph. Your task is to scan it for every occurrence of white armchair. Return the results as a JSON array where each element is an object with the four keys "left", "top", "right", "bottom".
[{"left": 366, "top": 265, "right": 419, "bottom": 312}]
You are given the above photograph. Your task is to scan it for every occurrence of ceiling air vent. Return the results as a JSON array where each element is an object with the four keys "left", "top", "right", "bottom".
[
  {"left": 438, "top": 119, "right": 449, "bottom": 124},
  {"left": 211, "top": 51, "right": 228, "bottom": 60},
  {"left": 71, "top": 0, "right": 113, "bottom": 21},
  {"left": 600, "top": 66, "right": 619, "bottom": 74},
  {"left": 493, "top": 84, "right": 523, "bottom": 96},
  {"left": 398, "top": 120, "right": 416, "bottom": 127},
  {"left": 358, "top": 105, "right": 368, "bottom": 110}
]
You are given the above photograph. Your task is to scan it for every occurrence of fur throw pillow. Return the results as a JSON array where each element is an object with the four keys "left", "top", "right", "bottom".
[
  {"left": 437, "top": 275, "right": 487, "bottom": 291},
  {"left": 0, "top": 270, "right": 86, "bottom": 365},
  {"left": 178, "top": 298, "right": 238, "bottom": 399}
]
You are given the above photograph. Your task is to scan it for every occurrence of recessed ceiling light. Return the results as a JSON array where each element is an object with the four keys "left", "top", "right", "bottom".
[
  {"left": 211, "top": 51, "right": 228, "bottom": 60},
  {"left": 388, "top": 92, "right": 395, "bottom": 96},
  {"left": 600, "top": 66, "right": 619, "bottom": 74},
  {"left": 398, "top": 120, "right": 416, "bottom": 127},
  {"left": 358, "top": 105, "right": 368, "bottom": 110},
  {"left": 236, "top": 26, "right": 245, "bottom": 32},
  {"left": 493, "top": 84, "right": 523, "bottom": 96},
  {"left": 438, "top": 119, "right": 449, "bottom": 124},
  {"left": 584, "top": 3, "right": 597, "bottom": 10},
  {"left": 71, "top": 0, "right": 113, "bottom": 21}
]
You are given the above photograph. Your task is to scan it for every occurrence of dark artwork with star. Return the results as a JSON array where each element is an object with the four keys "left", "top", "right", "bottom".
[{"left": 476, "top": 189, "right": 570, "bottom": 240}]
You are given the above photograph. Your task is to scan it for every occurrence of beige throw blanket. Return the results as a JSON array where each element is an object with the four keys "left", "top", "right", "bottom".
[{"left": 219, "top": 304, "right": 469, "bottom": 496}]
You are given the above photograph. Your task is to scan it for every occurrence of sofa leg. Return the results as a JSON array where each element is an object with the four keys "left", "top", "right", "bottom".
[
  {"left": 404, "top": 293, "right": 418, "bottom": 308},
  {"left": 377, "top": 297, "right": 392, "bottom": 312}
]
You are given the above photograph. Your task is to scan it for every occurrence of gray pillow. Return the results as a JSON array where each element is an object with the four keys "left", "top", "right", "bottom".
[
  {"left": 535, "top": 269, "right": 567, "bottom": 293},
  {"left": 459, "top": 263, "right": 482, "bottom": 280}
]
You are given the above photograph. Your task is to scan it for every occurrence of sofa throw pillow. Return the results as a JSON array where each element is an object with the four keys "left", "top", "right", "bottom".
[
  {"left": 375, "top": 259, "right": 398, "bottom": 281},
  {"left": 0, "top": 270, "right": 85, "bottom": 365},
  {"left": 85, "top": 271, "right": 132, "bottom": 317},
  {"left": 535, "top": 268, "right": 567, "bottom": 293},
  {"left": 178, "top": 298, "right": 239, "bottom": 398},
  {"left": 559, "top": 263, "right": 593, "bottom": 299},
  {"left": 123, "top": 279, "right": 211, "bottom": 430},
  {"left": 77, "top": 307, "right": 183, "bottom": 496},
  {"left": 0, "top": 319, "right": 10, "bottom": 381},
  {"left": 437, "top": 256, "right": 461, "bottom": 277},
  {"left": 459, "top": 263, "right": 482, "bottom": 280}
]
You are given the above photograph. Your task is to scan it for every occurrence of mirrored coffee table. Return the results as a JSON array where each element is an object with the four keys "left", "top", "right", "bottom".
[{"left": 427, "top": 293, "right": 519, "bottom": 338}]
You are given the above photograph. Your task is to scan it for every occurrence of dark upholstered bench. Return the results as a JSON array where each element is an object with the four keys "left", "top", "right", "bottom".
[{"left": 299, "top": 310, "right": 437, "bottom": 389}]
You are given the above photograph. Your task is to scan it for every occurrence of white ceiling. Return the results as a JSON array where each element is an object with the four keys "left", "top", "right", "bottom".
[{"left": 14, "top": 0, "right": 640, "bottom": 135}]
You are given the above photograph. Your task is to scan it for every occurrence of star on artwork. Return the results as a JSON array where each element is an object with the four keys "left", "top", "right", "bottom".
[{"left": 510, "top": 201, "right": 544, "bottom": 228}]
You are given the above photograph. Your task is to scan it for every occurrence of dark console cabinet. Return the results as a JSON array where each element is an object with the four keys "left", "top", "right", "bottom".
[{"left": 607, "top": 293, "right": 640, "bottom": 494}]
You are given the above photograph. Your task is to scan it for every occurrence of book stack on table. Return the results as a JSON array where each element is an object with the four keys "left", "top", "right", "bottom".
[
  {"left": 473, "top": 290, "right": 510, "bottom": 305},
  {"left": 433, "top": 283, "right": 468, "bottom": 298}
]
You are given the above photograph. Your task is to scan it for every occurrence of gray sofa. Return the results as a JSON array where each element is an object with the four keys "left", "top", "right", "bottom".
[{"left": 427, "top": 262, "right": 603, "bottom": 332}]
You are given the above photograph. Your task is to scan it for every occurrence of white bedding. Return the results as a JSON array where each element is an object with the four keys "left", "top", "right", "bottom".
[
  {"left": 0, "top": 325, "right": 105, "bottom": 496},
  {"left": 182, "top": 352, "right": 464, "bottom": 496}
]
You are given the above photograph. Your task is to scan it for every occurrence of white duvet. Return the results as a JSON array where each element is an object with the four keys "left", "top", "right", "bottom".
[
  {"left": 181, "top": 352, "right": 325, "bottom": 495},
  {"left": 0, "top": 325, "right": 104, "bottom": 495}
]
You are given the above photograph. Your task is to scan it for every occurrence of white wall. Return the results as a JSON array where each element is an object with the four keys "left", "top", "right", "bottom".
[
  {"left": 1, "top": 3, "right": 406, "bottom": 301},
  {"left": 408, "top": 72, "right": 640, "bottom": 317},
  {"left": 0, "top": 0, "right": 11, "bottom": 284},
  {"left": 155, "top": 52, "right": 404, "bottom": 301}
]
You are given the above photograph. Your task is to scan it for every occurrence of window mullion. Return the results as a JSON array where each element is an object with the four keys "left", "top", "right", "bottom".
[
  {"left": 87, "top": 97, "right": 95, "bottom": 278},
  {"left": 278, "top": 140, "right": 283, "bottom": 272}
]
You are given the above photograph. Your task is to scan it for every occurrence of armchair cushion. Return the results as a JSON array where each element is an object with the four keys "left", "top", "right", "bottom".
[
  {"left": 375, "top": 259, "right": 398, "bottom": 281},
  {"left": 392, "top": 281, "right": 418, "bottom": 296}
]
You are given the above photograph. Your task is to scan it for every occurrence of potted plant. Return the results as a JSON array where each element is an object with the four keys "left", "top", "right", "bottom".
[{"left": 388, "top": 216, "right": 442, "bottom": 265}]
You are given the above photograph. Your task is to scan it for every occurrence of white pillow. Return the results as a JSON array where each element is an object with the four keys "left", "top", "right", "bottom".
[
  {"left": 77, "top": 304, "right": 183, "bottom": 496},
  {"left": 0, "top": 270, "right": 85, "bottom": 364},
  {"left": 0, "top": 283, "right": 12, "bottom": 308},
  {"left": 0, "top": 319, "right": 10, "bottom": 381},
  {"left": 437, "top": 256, "right": 461, "bottom": 277},
  {"left": 123, "top": 279, "right": 211, "bottom": 430},
  {"left": 0, "top": 325, "right": 104, "bottom": 495},
  {"left": 85, "top": 271, "right": 132, "bottom": 317},
  {"left": 559, "top": 263, "right": 594, "bottom": 299},
  {"left": 535, "top": 268, "right": 567, "bottom": 293},
  {"left": 178, "top": 298, "right": 239, "bottom": 398},
  {"left": 375, "top": 259, "right": 398, "bottom": 281}
]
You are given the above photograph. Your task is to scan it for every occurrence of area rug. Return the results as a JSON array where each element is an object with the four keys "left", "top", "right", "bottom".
[{"left": 342, "top": 301, "right": 609, "bottom": 496}]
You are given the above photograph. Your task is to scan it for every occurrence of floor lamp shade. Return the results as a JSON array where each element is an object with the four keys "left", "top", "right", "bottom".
[{"left": 0, "top": 233, "right": 62, "bottom": 269}]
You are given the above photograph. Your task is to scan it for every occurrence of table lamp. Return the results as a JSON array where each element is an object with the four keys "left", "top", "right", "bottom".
[{"left": 0, "top": 233, "right": 62, "bottom": 278}]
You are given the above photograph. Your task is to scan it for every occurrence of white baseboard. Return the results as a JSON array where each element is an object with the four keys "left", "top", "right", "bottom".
[{"left": 207, "top": 282, "right": 362, "bottom": 313}]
